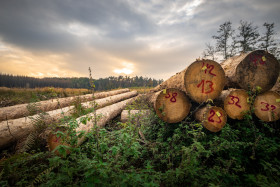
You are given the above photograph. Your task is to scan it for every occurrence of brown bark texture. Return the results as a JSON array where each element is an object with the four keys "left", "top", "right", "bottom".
[
  {"left": 153, "top": 59, "right": 226, "bottom": 103},
  {"left": 221, "top": 50, "right": 279, "bottom": 93},
  {"left": 0, "top": 88, "right": 130, "bottom": 122},
  {"left": 48, "top": 96, "right": 138, "bottom": 151},
  {"left": 0, "top": 91, "right": 137, "bottom": 149},
  {"left": 195, "top": 106, "right": 227, "bottom": 132},
  {"left": 149, "top": 88, "right": 191, "bottom": 123},
  {"left": 254, "top": 91, "right": 280, "bottom": 122}
]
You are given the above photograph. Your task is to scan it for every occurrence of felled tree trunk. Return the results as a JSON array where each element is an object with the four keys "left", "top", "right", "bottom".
[
  {"left": 217, "top": 89, "right": 250, "bottom": 120},
  {"left": 149, "top": 88, "right": 191, "bottom": 123},
  {"left": 221, "top": 50, "right": 279, "bottom": 93},
  {"left": 254, "top": 91, "right": 280, "bottom": 122},
  {"left": 272, "top": 76, "right": 280, "bottom": 94},
  {"left": 0, "top": 88, "right": 130, "bottom": 122},
  {"left": 195, "top": 106, "right": 227, "bottom": 132},
  {"left": 121, "top": 110, "right": 152, "bottom": 123},
  {"left": 153, "top": 59, "right": 226, "bottom": 103},
  {"left": 48, "top": 96, "right": 138, "bottom": 151},
  {"left": 0, "top": 91, "right": 137, "bottom": 149}
]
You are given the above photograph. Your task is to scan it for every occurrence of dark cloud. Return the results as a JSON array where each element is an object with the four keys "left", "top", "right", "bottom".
[{"left": 0, "top": 0, "right": 279, "bottom": 79}]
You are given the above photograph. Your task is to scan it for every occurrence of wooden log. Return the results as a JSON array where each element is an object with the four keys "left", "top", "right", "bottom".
[
  {"left": 219, "top": 89, "right": 250, "bottom": 120},
  {"left": 254, "top": 91, "right": 280, "bottom": 122},
  {"left": 153, "top": 59, "right": 225, "bottom": 103},
  {"left": 0, "top": 91, "right": 138, "bottom": 149},
  {"left": 120, "top": 110, "right": 152, "bottom": 123},
  {"left": 272, "top": 76, "right": 280, "bottom": 94},
  {"left": 195, "top": 106, "right": 227, "bottom": 132},
  {"left": 221, "top": 50, "right": 279, "bottom": 93},
  {"left": 0, "top": 88, "right": 130, "bottom": 122},
  {"left": 149, "top": 88, "right": 191, "bottom": 123},
  {"left": 48, "top": 96, "right": 138, "bottom": 151}
]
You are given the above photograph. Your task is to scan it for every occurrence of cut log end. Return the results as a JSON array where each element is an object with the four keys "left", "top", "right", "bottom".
[
  {"left": 195, "top": 106, "right": 227, "bottom": 132},
  {"left": 224, "top": 89, "right": 250, "bottom": 120},
  {"left": 225, "top": 50, "right": 279, "bottom": 92},
  {"left": 154, "top": 88, "right": 191, "bottom": 123},
  {"left": 254, "top": 91, "right": 280, "bottom": 122},
  {"left": 184, "top": 59, "right": 226, "bottom": 103}
]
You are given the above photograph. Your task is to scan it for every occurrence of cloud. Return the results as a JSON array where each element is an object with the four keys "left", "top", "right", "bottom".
[{"left": 0, "top": 0, "right": 279, "bottom": 80}]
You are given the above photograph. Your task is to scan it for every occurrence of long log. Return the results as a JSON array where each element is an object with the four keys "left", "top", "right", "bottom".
[
  {"left": 0, "top": 91, "right": 137, "bottom": 149},
  {"left": 48, "top": 96, "right": 138, "bottom": 151},
  {"left": 153, "top": 59, "right": 225, "bottom": 103},
  {"left": 121, "top": 110, "right": 152, "bottom": 123},
  {"left": 254, "top": 91, "right": 280, "bottom": 122},
  {"left": 195, "top": 106, "right": 227, "bottom": 132},
  {"left": 272, "top": 76, "right": 280, "bottom": 94},
  {"left": 149, "top": 88, "right": 191, "bottom": 123},
  {"left": 218, "top": 89, "right": 250, "bottom": 120},
  {"left": 0, "top": 88, "right": 130, "bottom": 122},
  {"left": 221, "top": 50, "right": 279, "bottom": 92}
]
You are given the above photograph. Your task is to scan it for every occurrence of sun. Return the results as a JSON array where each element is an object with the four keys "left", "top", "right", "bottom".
[{"left": 113, "top": 62, "right": 134, "bottom": 75}]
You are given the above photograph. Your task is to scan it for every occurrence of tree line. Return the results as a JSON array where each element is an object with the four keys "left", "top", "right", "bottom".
[
  {"left": 0, "top": 73, "right": 163, "bottom": 90},
  {"left": 203, "top": 20, "right": 280, "bottom": 61}
]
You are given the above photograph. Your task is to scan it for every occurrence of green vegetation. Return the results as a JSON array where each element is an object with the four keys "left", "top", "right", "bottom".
[
  {"left": 0, "top": 87, "right": 91, "bottom": 107},
  {"left": 0, "top": 95, "right": 279, "bottom": 186}
]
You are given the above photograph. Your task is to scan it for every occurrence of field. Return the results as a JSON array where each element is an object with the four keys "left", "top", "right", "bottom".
[{"left": 0, "top": 88, "right": 280, "bottom": 186}]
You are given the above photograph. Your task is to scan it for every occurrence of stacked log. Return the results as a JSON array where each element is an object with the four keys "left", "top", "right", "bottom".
[
  {"left": 154, "top": 59, "right": 226, "bottom": 103},
  {"left": 0, "top": 88, "right": 130, "bottom": 122},
  {"left": 221, "top": 50, "right": 279, "bottom": 93},
  {"left": 195, "top": 106, "right": 227, "bottom": 132},
  {"left": 149, "top": 88, "right": 191, "bottom": 123},
  {"left": 218, "top": 89, "right": 250, "bottom": 120},
  {"left": 0, "top": 91, "right": 138, "bottom": 149},
  {"left": 253, "top": 91, "right": 280, "bottom": 122}
]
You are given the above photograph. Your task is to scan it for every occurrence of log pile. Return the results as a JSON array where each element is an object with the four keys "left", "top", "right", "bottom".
[
  {"left": 0, "top": 89, "right": 137, "bottom": 149},
  {"left": 149, "top": 50, "right": 279, "bottom": 131}
]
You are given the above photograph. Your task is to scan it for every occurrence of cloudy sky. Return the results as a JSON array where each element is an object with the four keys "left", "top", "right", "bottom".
[{"left": 0, "top": 0, "right": 279, "bottom": 80}]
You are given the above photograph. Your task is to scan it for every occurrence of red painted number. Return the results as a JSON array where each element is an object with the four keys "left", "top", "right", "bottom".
[
  {"left": 250, "top": 54, "right": 266, "bottom": 66},
  {"left": 228, "top": 95, "right": 242, "bottom": 108},
  {"left": 165, "top": 92, "right": 177, "bottom": 103},
  {"left": 202, "top": 62, "right": 216, "bottom": 76},
  {"left": 197, "top": 80, "right": 214, "bottom": 94},
  {"left": 208, "top": 109, "right": 222, "bottom": 123},
  {"left": 261, "top": 102, "right": 276, "bottom": 112},
  {"left": 53, "top": 136, "right": 61, "bottom": 143}
]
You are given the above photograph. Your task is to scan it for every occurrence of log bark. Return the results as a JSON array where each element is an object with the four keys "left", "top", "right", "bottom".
[
  {"left": 221, "top": 50, "right": 279, "bottom": 93},
  {"left": 254, "top": 91, "right": 280, "bottom": 122},
  {"left": 149, "top": 88, "right": 191, "bottom": 123},
  {"left": 0, "top": 91, "right": 137, "bottom": 149},
  {"left": 272, "top": 76, "right": 280, "bottom": 94},
  {"left": 48, "top": 96, "right": 138, "bottom": 151},
  {"left": 195, "top": 106, "right": 227, "bottom": 132},
  {"left": 121, "top": 110, "right": 152, "bottom": 123},
  {"left": 0, "top": 88, "right": 130, "bottom": 122},
  {"left": 153, "top": 59, "right": 226, "bottom": 103},
  {"left": 218, "top": 89, "right": 250, "bottom": 120}
]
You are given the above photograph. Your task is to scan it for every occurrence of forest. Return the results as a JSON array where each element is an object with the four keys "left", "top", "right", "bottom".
[{"left": 0, "top": 74, "right": 163, "bottom": 90}]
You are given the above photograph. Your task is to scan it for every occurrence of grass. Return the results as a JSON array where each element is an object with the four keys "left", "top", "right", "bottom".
[
  {"left": 0, "top": 87, "right": 91, "bottom": 107},
  {"left": 0, "top": 89, "right": 279, "bottom": 186}
]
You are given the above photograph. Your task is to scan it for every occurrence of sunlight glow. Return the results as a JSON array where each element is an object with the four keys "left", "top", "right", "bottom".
[{"left": 113, "top": 62, "right": 134, "bottom": 75}]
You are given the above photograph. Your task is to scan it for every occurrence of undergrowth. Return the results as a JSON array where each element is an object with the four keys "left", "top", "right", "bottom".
[{"left": 0, "top": 95, "right": 280, "bottom": 186}]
